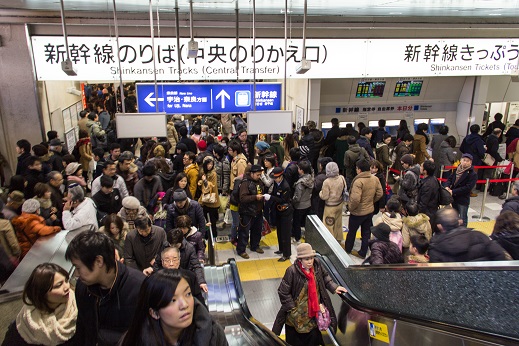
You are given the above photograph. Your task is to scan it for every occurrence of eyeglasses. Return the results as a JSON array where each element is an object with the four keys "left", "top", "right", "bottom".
[{"left": 162, "top": 257, "right": 180, "bottom": 264}]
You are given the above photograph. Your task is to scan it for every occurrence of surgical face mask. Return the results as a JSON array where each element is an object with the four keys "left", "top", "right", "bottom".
[{"left": 201, "top": 132, "right": 207, "bottom": 137}]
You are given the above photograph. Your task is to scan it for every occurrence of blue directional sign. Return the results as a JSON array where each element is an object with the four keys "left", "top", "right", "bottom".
[{"left": 136, "top": 83, "right": 282, "bottom": 114}]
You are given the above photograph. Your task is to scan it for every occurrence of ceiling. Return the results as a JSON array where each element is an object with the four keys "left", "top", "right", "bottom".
[{"left": 1, "top": 0, "right": 519, "bottom": 20}]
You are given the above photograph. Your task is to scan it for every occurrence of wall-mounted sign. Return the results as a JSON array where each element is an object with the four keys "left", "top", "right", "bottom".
[
  {"left": 135, "top": 83, "right": 281, "bottom": 114},
  {"left": 31, "top": 37, "right": 519, "bottom": 80}
]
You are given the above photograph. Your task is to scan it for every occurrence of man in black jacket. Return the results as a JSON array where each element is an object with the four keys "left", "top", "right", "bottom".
[
  {"left": 418, "top": 160, "right": 439, "bottom": 218},
  {"left": 269, "top": 167, "right": 293, "bottom": 262},
  {"left": 445, "top": 154, "right": 478, "bottom": 227},
  {"left": 65, "top": 232, "right": 145, "bottom": 346},
  {"left": 298, "top": 126, "right": 315, "bottom": 164},
  {"left": 323, "top": 118, "right": 341, "bottom": 157},
  {"left": 236, "top": 165, "right": 265, "bottom": 259},
  {"left": 15, "top": 139, "right": 32, "bottom": 177},
  {"left": 92, "top": 174, "right": 122, "bottom": 219},
  {"left": 483, "top": 112, "right": 505, "bottom": 143},
  {"left": 165, "top": 189, "right": 206, "bottom": 234},
  {"left": 429, "top": 207, "right": 506, "bottom": 263},
  {"left": 284, "top": 147, "right": 301, "bottom": 188},
  {"left": 124, "top": 216, "right": 166, "bottom": 271}
]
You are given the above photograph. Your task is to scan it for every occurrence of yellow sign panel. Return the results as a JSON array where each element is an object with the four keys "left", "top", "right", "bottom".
[{"left": 368, "top": 320, "right": 390, "bottom": 343}]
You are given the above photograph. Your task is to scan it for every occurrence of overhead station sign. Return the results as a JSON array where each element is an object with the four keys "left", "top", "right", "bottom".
[
  {"left": 31, "top": 36, "right": 519, "bottom": 80},
  {"left": 135, "top": 83, "right": 281, "bottom": 114}
]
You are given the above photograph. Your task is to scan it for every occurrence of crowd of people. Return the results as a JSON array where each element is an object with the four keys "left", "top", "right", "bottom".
[{"left": 1, "top": 94, "right": 519, "bottom": 345}]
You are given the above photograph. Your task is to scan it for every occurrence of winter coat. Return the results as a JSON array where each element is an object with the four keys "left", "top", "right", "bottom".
[
  {"left": 284, "top": 161, "right": 300, "bottom": 189},
  {"left": 334, "top": 135, "right": 349, "bottom": 171},
  {"left": 374, "top": 213, "right": 403, "bottom": 251},
  {"left": 166, "top": 121, "right": 179, "bottom": 155},
  {"left": 366, "top": 239, "right": 404, "bottom": 265},
  {"left": 220, "top": 114, "right": 233, "bottom": 135},
  {"left": 11, "top": 213, "right": 61, "bottom": 259},
  {"left": 179, "top": 136, "right": 198, "bottom": 154},
  {"left": 374, "top": 171, "right": 386, "bottom": 211},
  {"left": 238, "top": 175, "right": 264, "bottom": 217},
  {"left": 25, "top": 169, "right": 45, "bottom": 199},
  {"left": 63, "top": 198, "right": 98, "bottom": 231},
  {"left": 348, "top": 171, "right": 383, "bottom": 216},
  {"left": 99, "top": 222, "right": 129, "bottom": 255},
  {"left": 184, "top": 164, "right": 200, "bottom": 199},
  {"left": 269, "top": 141, "right": 285, "bottom": 165},
  {"left": 312, "top": 171, "right": 327, "bottom": 217},
  {"left": 186, "top": 226, "right": 206, "bottom": 262},
  {"left": 483, "top": 120, "right": 505, "bottom": 142},
  {"left": 86, "top": 119, "right": 106, "bottom": 149},
  {"left": 133, "top": 176, "right": 163, "bottom": 210},
  {"left": 505, "top": 125, "right": 519, "bottom": 147},
  {"left": 418, "top": 175, "right": 440, "bottom": 218},
  {"left": 445, "top": 166, "right": 478, "bottom": 206},
  {"left": 392, "top": 141, "right": 412, "bottom": 173},
  {"left": 460, "top": 133, "right": 486, "bottom": 166},
  {"left": 371, "top": 128, "right": 388, "bottom": 149},
  {"left": 491, "top": 230, "right": 519, "bottom": 260},
  {"left": 117, "top": 205, "right": 148, "bottom": 232},
  {"left": 124, "top": 225, "right": 166, "bottom": 271},
  {"left": 79, "top": 139, "right": 94, "bottom": 172},
  {"left": 429, "top": 227, "right": 506, "bottom": 263},
  {"left": 74, "top": 262, "right": 145, "bottom": 346},
  {"left": 272, "top": 258, "right": 338, "bottom": 335},
  {"left": 319, "top": 175, "right": 344, "bottom": 207},
  {"left": 299, "top": 134, "right": 315, "bottom": 163},
  {"left": 402, "top": 214, "right": 432, "bottom": 248},
  {"left": 165, "top": 199, "right": 206, "bottom": 233},
  {"left": 230, "top": 153, "right": 248, "bottom": 190},
  {"left": 116, "top": 168, "right": 138, "bottom": 197},
  {"left": 91, "top": 174, "right": 129, "bottom": 199},
  {"left": 501, "top": 195, "right": 519, "bottom": 214},
  {"left": 344, "top": 144, "right": 370, "bottom": 180},
  {"left": 431, "top": 134, "right": 448, "bottom": 164},
  {"left": 412, "top": 134, "right": 430, "bottom": 164},
  {"left": 153, "top": 239, "right": 206, "bottom": 285},
  {"left": 397, "top": 164, "right": 420, "bottom": 203},
  {"left": 485, "top": 134, "right": 504, "bottom": 163},
  {"left": 0, "top": 219, "right": 21, "bottom": 258},
  {"left": 324, "top": 125, "right": 341, "bottom": 157},
  {"left": 357, "top": 136, "right": 374, "bottom": 158},
  {"left": 375, "top": 142, "right": 392, "bottom": 171},
  {"left": 292, "top": 174, "right": 314, "bottom": 210},
  {"left": 198, "top": 170, "right": 221, "bottom": 209},
  {"left": 214, "top": 156, "right": 230, "bottom": 194},
  {"left": 438, "top": 141, "right": 457, "bottom": 171}
]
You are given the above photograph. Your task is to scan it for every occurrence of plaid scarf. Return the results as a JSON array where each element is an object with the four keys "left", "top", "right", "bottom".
[{"left": 454, "top": 164, "right": 471, "bottom": 185}]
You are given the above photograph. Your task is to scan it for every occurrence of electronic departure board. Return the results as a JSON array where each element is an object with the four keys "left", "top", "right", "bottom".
[
  {"left": 394, "top": 80, "right": 423, "bottom": 97},
  {"left": 355, "top": 81, "right": 386, "bottom": 98}
]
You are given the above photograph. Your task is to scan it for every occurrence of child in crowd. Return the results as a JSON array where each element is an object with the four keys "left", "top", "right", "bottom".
[
  {"left": 402, "top": 202, "right": 432, "bottom": 259},
  {"left": 407, "top": 234, "right": 430, "bottom": 263},
  {"left": 176, "top": 214, "right": 206, "bottom": 264},
  {"left": 374, "top": 196, "right": 403, "bottom": 252}
]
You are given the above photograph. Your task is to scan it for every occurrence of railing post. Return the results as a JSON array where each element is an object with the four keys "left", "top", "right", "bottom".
[
  {"left": 207, "top": 213, "right": 216, "bottom": 266},
  {"left": 506, "top": 163, "right": 515, "bottom": 200},
  {"left": 472, "top": 178, "right": 490, "bottom": 222}
]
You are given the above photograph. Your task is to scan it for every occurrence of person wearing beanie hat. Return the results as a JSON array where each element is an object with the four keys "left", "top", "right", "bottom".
[
  {"left": 396, "top": 154, "right": 421, "bottom": 207},
  {"left": 365, "top": 224, "right": 403, "bottom": 265},
  {"left": 32, "top": 144, "right": 53, "bottom": 176},
  {"left": 118, "top": 196, "right": 148, "bottom": 231},
  {"left": 255, "top": 141, "right": 272, "bottom": 170},
  {"left": 197, "top": 140, "right": 207, "bottom": 152},
  {"left": 319, "top": 162, "right": 347, "bottom": 243},
  {"left": 269, "top": 166, "right": 293, "bottom": 261},
  {"left": 165, "top": 189, "right": 206, "bottom": 235},
  {"left": 444, "top": 152, "right": 477, "bottom": 226},
  {"left": 12, "top": 199, "right": 61, "bottom": 259},
  {"left": 273, "top": 242, "right": 347, "bottom": 342}
]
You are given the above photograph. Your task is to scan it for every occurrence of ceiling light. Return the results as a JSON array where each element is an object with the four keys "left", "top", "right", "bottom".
[
  {"left": 488, "top": 13, "right": 502, "bottom": 16},
  {"left": 389, "top": 12, "right": 402, "bottom": 15}
]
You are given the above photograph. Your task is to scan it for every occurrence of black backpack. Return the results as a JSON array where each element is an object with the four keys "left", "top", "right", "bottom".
[
  {"left": 438, "top": 179, "right": 453, "bottom": 206},
  {"left": 230, "top": 178, "right": 244, "bottom": 206},
  {"left": 71, "top": 143, "right": 81, "bottom": 162}
]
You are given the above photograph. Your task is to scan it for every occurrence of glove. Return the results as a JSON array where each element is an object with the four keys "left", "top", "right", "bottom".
[{"left": 263, "top": 194, "right": 271, "bottom": 201}]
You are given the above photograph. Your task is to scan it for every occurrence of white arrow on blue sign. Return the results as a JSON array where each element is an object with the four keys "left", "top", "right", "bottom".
[{"left": 215, "top": 90, "right": 230, "bottom": 108}]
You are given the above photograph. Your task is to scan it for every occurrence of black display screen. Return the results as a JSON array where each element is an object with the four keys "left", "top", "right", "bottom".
[
  {"left": 394, "top": 80, "right": 423, "bottom": 97},
  {"left": 355, "top": 81, "right": 385, "bottom": 98}
]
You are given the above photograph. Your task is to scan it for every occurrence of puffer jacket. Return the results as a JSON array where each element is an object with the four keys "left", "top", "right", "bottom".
[
  {"left": 344, "top": 144, "right": 370, "bottom": 180},
  {"left": 11, "top": 213, "right": 61, "bottom": 259},
  {"left": 186, "top": 226, "right": 206, "bottom": 262},
  {"left": 367, "top": 239, "right": 403, "bottom": 265},
  {"left": 429, "top": 227, "right": 506, "bottom": 263},
  {"left": 501, "top": 196, "right": 519, "bottom": 214},
  {"left": 438, "top": 141, "right": 457, "bottom": 170},
  {"left": 86, "top": 119, "right": 106, "bottom": 149},
  {"left": 230, "top": 153, "right": 248, "bottom": 190},
  {"left": 375, "top": 142, "right": 392, "bottom": 171},
  {"left": 374, "top": 213, "right": 403, "bottom": 251},
  {"left": 0, "top": 219, "right": 21, "bottom": 258},
  {"left": 402, "top": 214, "right": 432, "bottom": 248},
  {"left": 397, "top": 164, "right": 420, "bottom": 203},
  {"left": 272, "top": 258, "right": 338, "bottom": 336},
  {"left": 292, "top": 174, "right": 314, "bottom": 210},
  {"left": 184, "top": 163, "right": 200, "bottom": 199},
  {"left": 348, "top": 171, "right": 383, "bottom": 216},
  {"left": 214, "top": 156, "right": 231, "bottom": 195},
  {"left": 491, "top": 230, "right": 519, "bottom": 260},
  {"left": 166, "top": 121, "right": 179, "bottom": 155},
  {"left": 320, "top": 175, "right": 345, "bottom": 207},
  {"left": 412, "top": 134, "right": 430, "bottom": 164}
]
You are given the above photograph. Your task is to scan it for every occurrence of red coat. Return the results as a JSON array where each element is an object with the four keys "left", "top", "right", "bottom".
[{"left": 11, "top": 213, "right": 61, "bottom": 258}]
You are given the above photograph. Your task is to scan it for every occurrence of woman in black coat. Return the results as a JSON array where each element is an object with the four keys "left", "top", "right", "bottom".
[{"left": 273, "top": 243, "right": 347, "bottom": 346}]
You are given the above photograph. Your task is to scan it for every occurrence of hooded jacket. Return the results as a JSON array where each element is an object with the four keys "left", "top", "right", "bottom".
[
  {"left": 460, "top": 133, "right": 486, "bottom": 166},
  {"left": 491, "top": 230, "right": 519, "bottom": 260},
  {"left": 74, "top": 262, "right": 145, "bottom": 346},
  {"left": 374, "top": 213, "right": 403, "bottom": 251},
  {"left": 272, "top": 258, "right": 338, "bottom": 335},
  {"left": 344, "top": 144, "right": 370, "bottom": 180},
  {"left": 186, "top": 226, "right": 206, "bottom": 262},
  {"left": 402, "top": 214, "right": 432, "bottom": 248},
  {"left": 429, "top": 227, "right": 506, "bottom": 263},
  {"left": 292, "top": 173, "right": 314, "bottom": 210},
  {"left": 367, "top": 239, "right": 403, "bottom": 265},
  {"left": 230, "top": 153, "right": 248, "bottom": 190},
  {"left": 319, "top": 163, "right": 344, "bottom": 207},
  {"left": 348, "top": 171, "right": 383, "bottom": 216},
  {"left": 397, "top": 164, "right": 421, "bottom": 203},
  {"left": 501, "top": 195, "right": 519, "bottom": 214},
  {"left": 12, "top": 213, "right": 61, "bottom": 259},
  {"left": 165, "top": 199, "right": 206, "bottom": 234},
  {"left": 375, "top": 142, "right": 392, "bottom": 171}
]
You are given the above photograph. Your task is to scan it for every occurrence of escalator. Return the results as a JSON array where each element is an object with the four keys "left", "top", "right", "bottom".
[{"left": 305, "top": 215, "right": 519, "bottom": 346}]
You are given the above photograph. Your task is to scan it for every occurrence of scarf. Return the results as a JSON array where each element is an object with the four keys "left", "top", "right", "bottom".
[
  {"left": 77, "top": 137, "right": 90, "bottom": 146},
  {"left": 16, "top": 292, "right": 77, "bottom": 346},
  {"left": 34, "top": 197, "right": 52, "bottom": 209},
  {"left": 297, "top": 260, "right": 320, "bottom": 319},
  {"left": 454, "top": 164, "right": 470, "bottom": 185}
]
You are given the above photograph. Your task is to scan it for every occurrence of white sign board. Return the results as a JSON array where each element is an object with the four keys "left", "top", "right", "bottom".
[
  {"left": 247, "top": 111, "right": 293, "bottom": 135},
  {"left": 116, "top": 113, "right": 167, "bottom": 138},
  {"left": 31, "top": 37, "right": 519, "bottom": 81}
]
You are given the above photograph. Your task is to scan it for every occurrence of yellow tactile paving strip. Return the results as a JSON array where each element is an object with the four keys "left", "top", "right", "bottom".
[{"left": 468, "top": 221, "right": 495, "bottom": 236}]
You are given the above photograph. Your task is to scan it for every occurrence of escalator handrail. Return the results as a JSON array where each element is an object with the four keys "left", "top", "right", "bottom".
[
  {"left": 227, "top": 259, "right": 289, "bottom": 345},
  {"left": 317, "top": 254, "right": 519, "bottom": 345}
]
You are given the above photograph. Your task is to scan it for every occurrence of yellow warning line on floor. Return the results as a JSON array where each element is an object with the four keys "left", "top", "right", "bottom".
[
  {"left": 236, "top": 257, "right": 292, "bottom": 282},
  {"left": 468, "top": 220, "right": 495, "bottom": 236}
]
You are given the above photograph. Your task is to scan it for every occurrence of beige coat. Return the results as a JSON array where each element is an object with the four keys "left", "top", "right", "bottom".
[
  {"left": 198, "top": 171, "right": 221, "bottom": 209},
  {"left": 348, "top": 171, "right": 383, "bottom": 216},
  {"left": 230, "top": 153, "right": 248, "bottom": 190},
  {"left": 166, "top": 121, "right": 179, "bottom": 154},
  {"left": 413, "top": 134, "right": 430, "bottom": 164},
  {"left": 79, "top": 141, "right": 93, "bottom": 172},
  {"left": 319, "top": 175, "right": 345, "bottom": 206},
  {"left": 402, "top": 214, "right": 432, "bottom": 247},
  {"left": 0, "top": 219, "right": 21, "bottom": 258}
]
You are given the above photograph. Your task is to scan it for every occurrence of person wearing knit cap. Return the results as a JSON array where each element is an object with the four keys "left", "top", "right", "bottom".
[
  {"left": 32, "top": 144, "right": 52, "bottom": 176},
  {"left": 12, "top": 199, "right": 61, "bottom": 259},
  {"left": 365, "top": 224, "right": 403, "bottom": 265},
  {"left": 165, "top": 189, "right": 206, "bottom": 235},
  {"left": 118, "top": 196, "right": 149, "bottom": 231},
  {"left": 319, "top": 162, "right": 347, "bottom": 243},
  {"left": 395, "top": 154, "right": 421, "bottom": 207},
  {"left": 273, "top": 242, "right": 347, "bottom": 343},
  {"left": 255, "top": 141, "right": 272, "bottom": 170},
  {"left": 197, "top": 140, "right": 207, "bottom": 152}
]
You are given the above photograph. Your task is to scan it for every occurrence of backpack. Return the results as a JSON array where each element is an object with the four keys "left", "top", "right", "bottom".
[
  {"left": 72, "top": 143, "right": 81, "bottom": 161},
  {"left": 230, "top": 178, "right": 244, "bottom": 206}
]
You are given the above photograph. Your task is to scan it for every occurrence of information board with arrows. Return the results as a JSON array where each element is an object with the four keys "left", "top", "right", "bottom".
[{"left": 135, "top": 83, "right": 282, "bottom": 114}]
